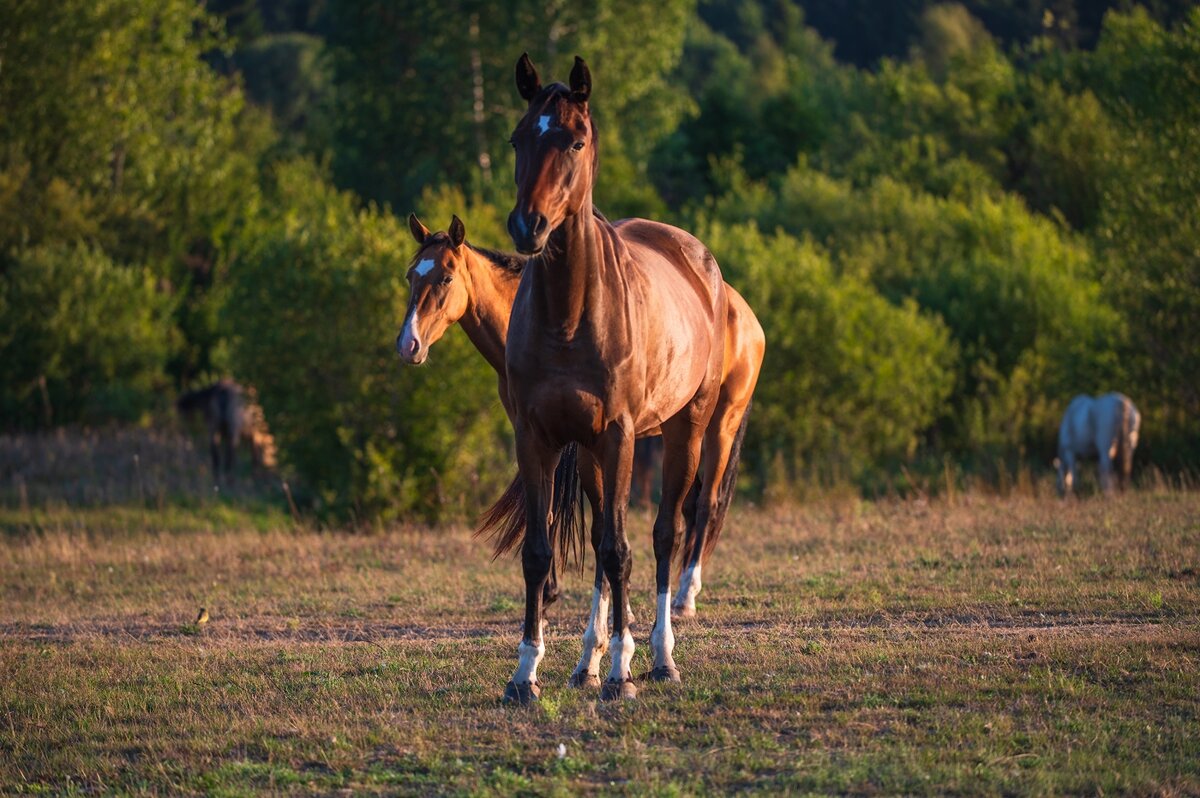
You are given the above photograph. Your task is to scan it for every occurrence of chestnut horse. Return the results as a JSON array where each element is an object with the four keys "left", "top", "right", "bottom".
[
  {"left": 500, "top": 53, "right": 761, "bottom": 703},
  {"left": 394, "top": 215, "right": 763, "bottom": 663}
]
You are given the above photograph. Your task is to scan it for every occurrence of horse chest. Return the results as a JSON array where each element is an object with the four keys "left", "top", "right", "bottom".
[{"left": 507, "top": 343, "right": 619, "bottom": 446}]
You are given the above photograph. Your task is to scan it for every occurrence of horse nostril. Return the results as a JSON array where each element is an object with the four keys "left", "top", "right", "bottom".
[{"left": 531, "top": 214, "right": 548, "bottom": 237}]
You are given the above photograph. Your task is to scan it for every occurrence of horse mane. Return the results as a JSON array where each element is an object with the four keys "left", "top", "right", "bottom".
[{"left": 468, "top": 243, "right": 527, "bottom": 276}]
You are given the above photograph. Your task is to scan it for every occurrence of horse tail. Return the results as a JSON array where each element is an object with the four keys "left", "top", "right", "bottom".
[
  {"left": 475, "top": 443, "right": 587, "bottom": 571},
  {"left": 549, "top": 443, "right": 587, "bottom": 572},
  {"left": 678, "top": 401, "right": 752, "bottom": 575}
]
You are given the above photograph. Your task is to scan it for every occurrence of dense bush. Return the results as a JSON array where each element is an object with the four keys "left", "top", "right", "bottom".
[
  {"left": 223, "top": 162, "right": 512, "bottom": 519},
  {"left": 4, "top": 0, "right": 1199, "bottom": 513},
  {"left": 700, "top": 220, "right": 956, "bottom": 483},
  {"left": 703, "top": 163, "right": 1121, "bottom": 454},
  {"left": 0, "top": 245, "right": 174, "bottom": 427}
]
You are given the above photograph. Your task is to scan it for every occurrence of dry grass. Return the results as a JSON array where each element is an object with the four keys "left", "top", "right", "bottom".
[
  {"left": 0, "top": 427, "right": 281, "bottom": 509},
  {"left": 2, "top": 491, "right": 1198, "bottom": 795}
]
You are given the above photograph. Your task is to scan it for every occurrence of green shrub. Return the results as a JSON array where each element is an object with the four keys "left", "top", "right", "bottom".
[
  {"left": 224, "top": 162, "right": 511, "bottom": 520},
  {"left": 707, "top": 165, "right": 1121, "bottom": 454},
  {"left": 0, "top": 245, "right": 174, "bottom": 428},
  {"left": 700, "top": 220, "right": 956, "bottom": 484}
]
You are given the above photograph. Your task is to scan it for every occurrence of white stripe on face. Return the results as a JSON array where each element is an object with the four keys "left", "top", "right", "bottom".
[
  {"left": 414, "top": 258, "right": 435, "bottom": 277},
  {"left": 537, "top": 114, "right": 553, "bottom": 137},
  {"left": 398, "top": 308, "right": 421, "bottom": 357}
]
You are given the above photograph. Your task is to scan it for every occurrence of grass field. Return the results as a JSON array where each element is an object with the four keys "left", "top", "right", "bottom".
[{"left": 2, "top": 489, "right": 1198, "bottom": 795}]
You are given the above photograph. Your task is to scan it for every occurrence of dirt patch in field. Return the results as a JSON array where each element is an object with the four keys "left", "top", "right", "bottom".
[{"left": 2, "top": 610, "right": 1191, "bottom": 646}]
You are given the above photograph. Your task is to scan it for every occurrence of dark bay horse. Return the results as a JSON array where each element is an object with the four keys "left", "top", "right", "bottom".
[
  {"left": 394, "top": 213, "right": 763, "bottom": 689},
  {"left": 176, "top": 380, "right": 276, "bottom": 479},
  {"left": 500, "top": 53, "right": 761, "bottom": 703}
]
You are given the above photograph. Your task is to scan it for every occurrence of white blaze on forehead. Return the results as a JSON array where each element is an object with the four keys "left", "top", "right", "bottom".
[
  {"left": 414, "top": 258, "right": 436, "bottom": 277},
  {"left": 537, "top": 114, "right": 554, "bottom": 136}
]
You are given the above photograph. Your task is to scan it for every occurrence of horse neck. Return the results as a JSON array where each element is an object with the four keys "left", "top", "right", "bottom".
[
  {"left": 460, "top": 249, "right": 520, "bottom": 376},
  {"left": 534, "top": 198, "right": 616, "bottom": 336}
]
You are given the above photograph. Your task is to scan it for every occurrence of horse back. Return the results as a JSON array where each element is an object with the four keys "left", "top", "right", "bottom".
[{"left": 612, "top": 219, "right": 726, "bottom": 324}]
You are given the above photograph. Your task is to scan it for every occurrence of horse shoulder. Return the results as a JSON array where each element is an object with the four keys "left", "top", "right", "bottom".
[{"left": 612, "top": 219, "right": 725, "bottom": 318}]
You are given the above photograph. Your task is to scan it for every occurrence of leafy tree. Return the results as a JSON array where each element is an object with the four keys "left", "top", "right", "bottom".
[
  {"left": 224, "top": 161, "right": 512, "bottom": 519},
  {"left": 0, "top": 0, "right": 271, "bottom": 386},
  {"left": 322, "top": 0, "right": 695, "bottom": 218},
  {"left": 0, "top": 246, "right": 174, "bottom": 428},
  {"left": 1081, "top": 8, "right": 1200, "bottom": 457},
  {"left": 699, "top": 220, "right": 956, "bottom": 483}
]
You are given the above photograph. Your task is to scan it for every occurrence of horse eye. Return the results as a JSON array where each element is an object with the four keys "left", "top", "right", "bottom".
[
  {"left": 439, "top": 275, "right": 453, "bottom": 286},
  {"left": 572, "top": 141, "right": 585, "bottom": 151}
]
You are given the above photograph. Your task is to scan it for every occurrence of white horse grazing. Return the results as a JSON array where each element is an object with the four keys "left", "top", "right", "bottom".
[{"left": 1054, "top": 393, "right": 1141, "bottom": 496}]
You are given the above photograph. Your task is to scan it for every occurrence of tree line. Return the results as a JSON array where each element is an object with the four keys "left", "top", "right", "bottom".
[{"left": 1, "top": 0, "right": 1197, "bottom": 516}]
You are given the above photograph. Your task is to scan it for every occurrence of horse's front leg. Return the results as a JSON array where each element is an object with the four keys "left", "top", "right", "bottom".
[
  {"left": 570, "top": 450, "right": 608, "bottom": 688},
  {"left": 598, "top": 423, "right": 637, "bottom": 701},
  {"left": 503, "top": 431, "right": 560, "bottom": 706}
]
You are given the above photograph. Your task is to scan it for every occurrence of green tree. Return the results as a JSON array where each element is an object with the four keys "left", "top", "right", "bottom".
[
  {"left": 699, "top": 219, "right": 956, "bottom": 483},
  {"left": 224, "top": 161, "right": 512, "bottom": 519},
  {"left": 322, "top": 0, "right": 695, "bottom": 218},
  {"left": 0, "top": 245, "right": 174, "bottom": 428},
  {"left": 0, "top": 0, "right": 272, "bottom": 387}
]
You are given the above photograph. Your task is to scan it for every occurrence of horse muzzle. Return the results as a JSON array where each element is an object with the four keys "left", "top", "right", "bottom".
[
  {"left": 507, "top": 209, "right": 549, "bottom": 255},
  {"left": 396, "top": 330, "right": 428, "bottom": 365}
]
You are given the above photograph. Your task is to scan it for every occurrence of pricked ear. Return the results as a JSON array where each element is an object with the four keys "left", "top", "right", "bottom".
[
  {"left": 449, "top": 215, "right": 466, "bottom": 249},
  {"left": 408, "top": 213, "right": 431, "bottom": 245},
  {"left": 569, "top": 56, "right": 591, "bottom": 103},
  {"left": 515, "top": 52, "right": 542, "bottom": 103}
]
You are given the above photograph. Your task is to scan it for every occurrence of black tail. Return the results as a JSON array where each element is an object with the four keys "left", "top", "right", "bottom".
[
  {"left": 474, "top": 443, "right": 587, "bottom": 572},
  {"left": 679, "top": 401, "right": 752, "bottom": 573}
]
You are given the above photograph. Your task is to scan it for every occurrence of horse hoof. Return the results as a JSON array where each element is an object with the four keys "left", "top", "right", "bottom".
[
  {"left": 568, "top": 671, "right": 601, "bottom": 689},
  {"left": 502, "top": 680, "right": 541, "bottom": 706},
  {"left": 671, "top": 605, "right": 696, "bottom": 620},
  {"left": 600, "top": 678, "right": 637, "bottom": 702},
  {"left": 648, "top": 664, "right": 681, "bottom": 683}
]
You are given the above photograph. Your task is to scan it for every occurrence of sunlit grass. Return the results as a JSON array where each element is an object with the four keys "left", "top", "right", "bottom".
[{"left": 2, "top": 492, "right": 1198, "bottom": 794}]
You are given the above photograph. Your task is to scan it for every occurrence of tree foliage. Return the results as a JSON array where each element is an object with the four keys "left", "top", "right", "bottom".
[{"left": 4, "top": 0, "right": 1198, "bottom": 512}]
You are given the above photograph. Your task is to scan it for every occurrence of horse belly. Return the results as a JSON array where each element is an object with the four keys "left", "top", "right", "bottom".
[{"left": 524, "top": 381, "right": 605, "bottom": 447}]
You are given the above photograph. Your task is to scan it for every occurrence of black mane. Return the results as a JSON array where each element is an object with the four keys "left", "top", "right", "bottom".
[{"left": 469, "top": 243, "right": 527, "bottom": 275}]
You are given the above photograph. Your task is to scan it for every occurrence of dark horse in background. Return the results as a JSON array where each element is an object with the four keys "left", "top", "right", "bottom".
[
  {"left": 176, "top": 380, "right": 275, "bottom": 480},
  {"left": 497, "top": 54, "right": 762, "bottom": 703}
]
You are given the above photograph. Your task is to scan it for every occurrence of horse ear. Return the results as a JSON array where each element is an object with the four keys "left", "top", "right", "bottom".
[
  {"left": 569, "top": 56, "right": 591, "bottom": 103},
  {"left": 408, "top": 213, "right": 430, "bottom": 245},
  {"left": 515, "top": 52, "right": 542, "bottom": 103},
  {"left": 449, "top": 215, "right": 466, "bottom": 249}
]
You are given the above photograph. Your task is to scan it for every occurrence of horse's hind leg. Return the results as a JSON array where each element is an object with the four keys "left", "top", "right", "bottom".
[
  {"left": 209, "top": 430, "right": 222, "bottom": 481},
  {"left": 648, "top": 411, "right": 707, "bottom": 684},
  {"left": 1099, "top": 447, "right": 1116, "bottom": 496},
  {"left": 674, "top": 400, "right": 745, "bottom": 619}
]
